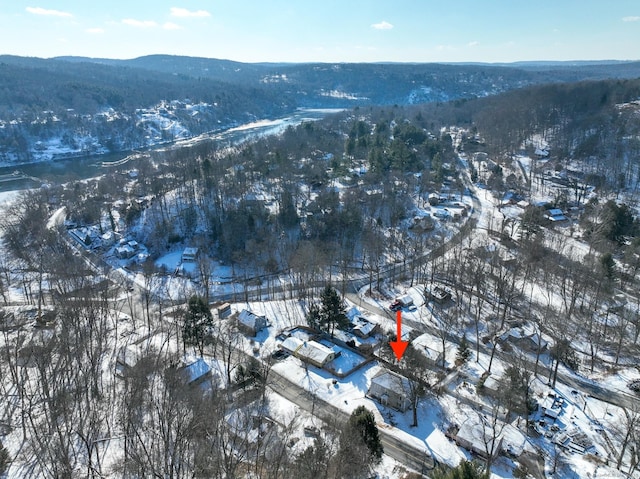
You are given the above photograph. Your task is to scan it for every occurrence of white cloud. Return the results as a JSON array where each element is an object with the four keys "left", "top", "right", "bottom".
[
  {"left": 468, "top": 41, "right": 479, "bottom": 47},
  {"left": 622, "top": 16, "right": 640, "bottom": 22},
  {"left": 163, "top": 22, "right": 182, "bottom": 30},
  {"left": 371, "top": 20, "right": 393, "bottom": 30},
  {"left": 122, "top": 18, "right": 158, "bottom": 28},
  {"left": 26, "top": 6, "right": 73, "bottom": 18},
  {"left": 86, "top": 27, "right": 105, "bottom": 34},
  {"left": 170, "top": 7, "right": 211, "bottom": 18}
]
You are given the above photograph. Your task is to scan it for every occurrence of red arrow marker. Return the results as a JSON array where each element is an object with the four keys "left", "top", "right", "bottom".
[{"left": 389, "top": 309, "right": 409, "bottom": 361}]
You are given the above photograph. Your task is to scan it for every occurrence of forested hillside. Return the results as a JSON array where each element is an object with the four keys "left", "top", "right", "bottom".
[
  {"left": 0, "top": 56, "right": 294, "bottom": 163},
  {"left": 408, "top": 78, "right": 640, "bottom": 194},
  {"left": 2, "top": 55, "right": 640, "bottom": 165}
]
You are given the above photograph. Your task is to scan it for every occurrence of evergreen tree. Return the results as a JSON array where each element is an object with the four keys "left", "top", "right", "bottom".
[
  {"left": 293, "top": 437, "right": 331, "bottom": 479},
  {"left": 456, "top": 336, "right": 472, "bottom": 366},
  {"left": 182, "top": 295, "right": 213, "bottom": 355},
  {"left": 319, "top": 285, "right": 349, "bottom": 337},
  {"left": 306, "top": 302, "right": 321, "bottom": 331},
  {"left": 347, "top": 405, "right": 384, "bottom": 461},
  {"left": 278, "top": 190, "right": 299, "bottom": 228},
  {"left": 600, "top": 252, "right": 616, "bottom": 281}
]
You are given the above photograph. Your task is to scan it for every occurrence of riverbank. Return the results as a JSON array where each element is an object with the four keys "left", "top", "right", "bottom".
[{"left": 0, "top": 108, "right": 342, "bottom": 193}]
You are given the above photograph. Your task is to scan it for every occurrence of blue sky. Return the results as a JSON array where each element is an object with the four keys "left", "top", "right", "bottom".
[{"left": 1, "top": 1, "right": 639, "bottom": 63}]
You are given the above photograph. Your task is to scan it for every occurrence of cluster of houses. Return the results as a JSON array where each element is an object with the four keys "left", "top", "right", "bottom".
[
  {"left": 67, "top": 223, "right": 152, "bottom": 264},
  {"left": 534, "top": 392, "right": 598, "bottom": 456}
]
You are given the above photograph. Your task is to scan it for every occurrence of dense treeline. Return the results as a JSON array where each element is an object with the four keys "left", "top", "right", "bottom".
[
  {"left": 394, "top": 78, "right": 640, "bottom": 191},
  {"left": 0, "top": 56, "right": 293, "bottom": 117},
  {"left": 56, "top": 55, "right": 640, "bottom": 107},
  {"left": 3, "top": 55, "right": 640, "bottom": 165}
]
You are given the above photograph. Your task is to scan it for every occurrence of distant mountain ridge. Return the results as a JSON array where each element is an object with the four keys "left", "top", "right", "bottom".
[{"left": 1, "top": 54, "right": 640, "bottom": 165}]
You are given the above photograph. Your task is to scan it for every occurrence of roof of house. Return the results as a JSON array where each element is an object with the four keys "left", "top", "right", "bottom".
[
  {"left": 547, "top": 209, "right": 568, "bottom": 221},
  {"left": 181, "top": 358, "right": 211, "bottom": 384},
  {"left": 346, "top": 306, "right": 361, "bottom": 321},
  {"left": 238, "top": 309, "right": 267, "bottom": 330},
  {"left": 456, "top": 418, "right": 503, "bottom": 457},
  {"left": 369, "top": 369, "right": 411, "bottom": 393},
  {"left": 352, "top": 317, "right": 377, "bottom": 336},
  {"left": 116, "top": 245, "right": 135, "bottom": 255},
  {"left": 397, "top": 294, "right": 414, "bottom": 305},
  {"left": 281, "top": 336, "right": 336, "bottom": 365},
  {"left": 117, "top": 344, "right": 141, "bottom": 368}
]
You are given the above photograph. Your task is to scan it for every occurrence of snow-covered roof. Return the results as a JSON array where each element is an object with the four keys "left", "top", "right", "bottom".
[
  {"left": 117, "top": 344, "right": 141, "bottom": 368},
  {"left": 116, "top": 245, "right": 135, "bottom": 255},
  {"left": 535, "top": 148, "right": 549, "bottom": 157},
  {"left": 370, "top": 369, "right": 410, "bottom": 393},
  {"left": 547, "top": 208, "right": 568, "bottom": 221},
  {"left": 346, "top": 306, "right": 361, "bottom": 321},
  {"left": 238, "top": 309, "right": 267, "bottom": 330},
  {"left": 541, "top": 394, "right": 564, "bottom": 419},
  {"left": 352, "top": 317, "right": 377, "bottom": 337},
  {"left": 181, "top": 358, "right": 211, "bottom": 384},
  {"left": 456, "top": 418, "right": 503, "bottom": 458},
  {"left": 281, "top": 337, "right": 336, "bottom": 366},
  {"left": 397, "top": 294, "right": 413, "bottom": 305},
  {"left": 183, "top": 247, "right": 198, "bottom": 258}
]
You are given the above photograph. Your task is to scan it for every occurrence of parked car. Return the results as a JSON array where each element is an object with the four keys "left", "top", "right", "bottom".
[{"left": 389, "top": 300, "right": 402, "bottom": 311}]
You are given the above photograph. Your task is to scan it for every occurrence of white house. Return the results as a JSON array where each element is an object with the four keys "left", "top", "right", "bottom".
[
  {"left": 237, "top": 309, "right": 268, "bottom": 336},
  {"left": 455, "top": 418, "right": 504, "bottom": 460},
  {"left": 116, "top": 244, "right": 136, "bottom": 259},
  {"left": 280, "top": 336, "right": 338, "bottom": 368},
  {"left": 367, "top": 369, "right": 411, "bottom": 411}
]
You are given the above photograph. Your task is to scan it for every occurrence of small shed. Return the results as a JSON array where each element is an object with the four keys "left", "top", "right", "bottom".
[
  {"left": 237, "top": 309, "right": 268, "bottom": 336},
  {"left": 216, "top": 303, "right": 232, "bottom": 319},
  {"left": 182, "top": 247, "right": 199, "bottom": 262}
]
